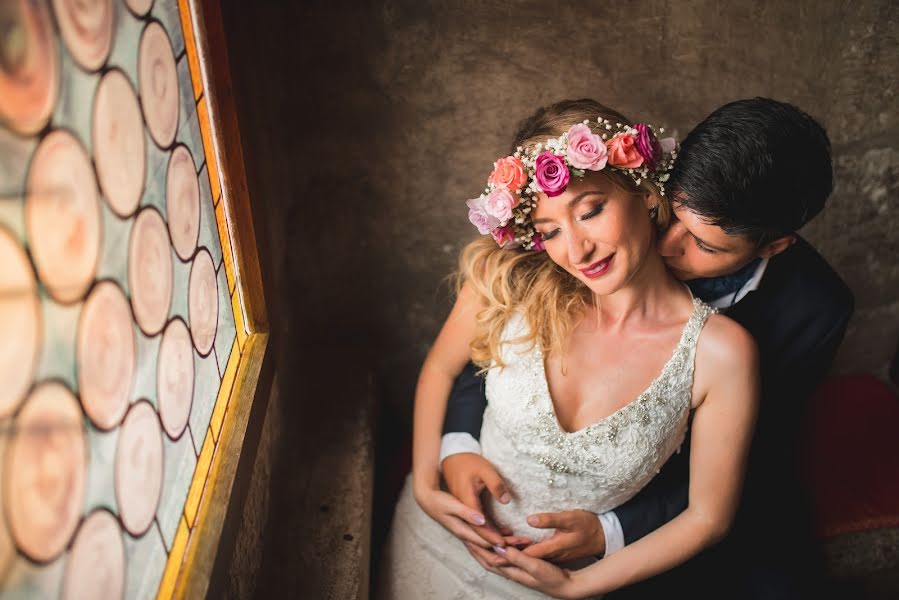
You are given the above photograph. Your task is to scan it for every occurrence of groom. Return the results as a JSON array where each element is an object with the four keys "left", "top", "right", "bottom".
[{"left": 440, "top": 97, "right": 854, "bottom": 598}]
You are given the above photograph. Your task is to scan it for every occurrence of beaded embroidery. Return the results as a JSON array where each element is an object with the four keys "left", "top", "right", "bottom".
[{"left": 484, "top": 298, "right": 715, "bottom": 483}]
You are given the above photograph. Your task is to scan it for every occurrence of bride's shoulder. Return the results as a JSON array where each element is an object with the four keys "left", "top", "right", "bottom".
[
  {"left": 690, "top": 313, "right": 759, "bottom": 409},
  {"left": 696, "top": 312, "right": 758, "bottom": 374}
]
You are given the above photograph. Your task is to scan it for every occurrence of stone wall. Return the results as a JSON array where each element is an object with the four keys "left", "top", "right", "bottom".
[{"left": 221, "top": 0, "right": 898, "bottom": 423}]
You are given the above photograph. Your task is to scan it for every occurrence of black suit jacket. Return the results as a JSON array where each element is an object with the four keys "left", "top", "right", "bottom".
[{"left": 443, "top": 237, "right": 853, "bottom": 550}]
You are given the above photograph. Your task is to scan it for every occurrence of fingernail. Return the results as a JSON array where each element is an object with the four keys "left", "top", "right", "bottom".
[
  {"left": 500, "top": 493, "right": 511, "bottom": 504},
  {"left": 472, "top": 514, "right": 486, "bottom": 526},
  {"left": 527, "top": 515, "right": 538, "bottom": 526},
  {"left": 492, "top": 545, "right": 507, "bottom": 555}
]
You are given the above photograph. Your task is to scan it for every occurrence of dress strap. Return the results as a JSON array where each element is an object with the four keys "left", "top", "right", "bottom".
[{"left": 678, "top": 298, "right": 716, "bottom": 393}]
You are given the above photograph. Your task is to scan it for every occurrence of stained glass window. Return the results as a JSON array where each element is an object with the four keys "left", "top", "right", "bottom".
[{"left": 0, "top": 0, "right": 254, "bottom": 597}]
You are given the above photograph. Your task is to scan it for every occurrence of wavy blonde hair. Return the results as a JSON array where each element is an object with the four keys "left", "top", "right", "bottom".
[{"left": 458, "top": 99, "right": 671, "bottom": 369}]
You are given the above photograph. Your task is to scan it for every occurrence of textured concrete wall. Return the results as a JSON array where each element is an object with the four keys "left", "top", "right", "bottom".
[{"left": 221, "top": 0, "right": 898, "bottom": 422}]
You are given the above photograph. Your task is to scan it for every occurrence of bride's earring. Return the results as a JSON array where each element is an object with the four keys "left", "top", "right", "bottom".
[{"left": 649, "top": 204, "right": 659, "bottom": 222}]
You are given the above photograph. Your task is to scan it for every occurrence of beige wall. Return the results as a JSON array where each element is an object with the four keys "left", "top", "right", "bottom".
[{"left": 222, "top": 0, "right": 898, "bottom": 423}]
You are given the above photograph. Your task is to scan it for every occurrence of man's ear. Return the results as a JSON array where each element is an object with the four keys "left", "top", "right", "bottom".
[{"left": 757, "top": 234, "right": 796, "bottom": 259}]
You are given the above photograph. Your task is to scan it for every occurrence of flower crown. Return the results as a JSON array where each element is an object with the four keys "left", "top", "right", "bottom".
[{"left": 467, "top": 118, "right": 678, "bottom": 250}]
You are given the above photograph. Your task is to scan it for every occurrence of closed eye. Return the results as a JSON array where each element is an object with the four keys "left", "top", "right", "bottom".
[
  {"left": 576, "top": 204, "right": 604, "bottom": 222},
  {"left": 694, "top": 238, "right": 718, "bottom": 254},
  {"left": 538, "top": 202, "right": 605, "bottom": 241}
]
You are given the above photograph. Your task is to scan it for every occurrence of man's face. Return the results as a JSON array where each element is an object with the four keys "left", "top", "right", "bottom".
[{"left": 657, "top": 202, "right": 764, "bottom": 280}]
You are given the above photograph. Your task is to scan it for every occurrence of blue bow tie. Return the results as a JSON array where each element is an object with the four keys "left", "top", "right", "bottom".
[{"left": 686, "top": 258, "right": 762, "bottom": 304}]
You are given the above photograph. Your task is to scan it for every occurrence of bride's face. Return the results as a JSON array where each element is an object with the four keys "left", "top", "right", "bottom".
[{"left": 532, "top": 172, "right": 658, "bottom": 297}]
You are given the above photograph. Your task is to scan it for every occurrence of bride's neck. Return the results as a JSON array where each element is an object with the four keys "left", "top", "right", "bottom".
[{"left": 585, "top": 253, "right": 686, "bottom": 330}]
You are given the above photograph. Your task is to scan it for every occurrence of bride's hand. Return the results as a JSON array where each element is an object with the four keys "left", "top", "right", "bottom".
[
  {"left": 521, "top": 510, "right": 606, "bottom": 562},
  {"left": 465, "top": 543, "right": 582, "bottom": 599},
  {"left": 412, "top": 482, "right": 499, "bottom": 549},
  {"left": 442, "top": 452, "right": 517, "bottom": 547}
]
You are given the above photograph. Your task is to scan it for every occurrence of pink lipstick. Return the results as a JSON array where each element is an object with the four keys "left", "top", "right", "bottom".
[{"left": 579, "top": 254, "right": 615, "bottom": 279}]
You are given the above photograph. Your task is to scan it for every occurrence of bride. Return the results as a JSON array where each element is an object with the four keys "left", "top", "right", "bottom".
[{"left": 378, "top": 99, "right": 758, "bottom": 599}]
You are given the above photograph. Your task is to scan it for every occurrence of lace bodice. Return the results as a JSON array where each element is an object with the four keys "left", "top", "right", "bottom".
[{"left": 481, "top": 298, "right": 715, "bottom": 540}]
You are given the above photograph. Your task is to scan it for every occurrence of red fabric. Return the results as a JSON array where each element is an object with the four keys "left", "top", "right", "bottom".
[{"left": 805, "top": 374, "right": 899, "bottom": 538}]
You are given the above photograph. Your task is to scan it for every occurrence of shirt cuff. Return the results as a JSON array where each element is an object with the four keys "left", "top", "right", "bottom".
[
  {"left": 597, "top": 511, "right": 625, "bottom": 557},
  {"left": 439, "top": 433, "right": 482, "bottom": 469}
]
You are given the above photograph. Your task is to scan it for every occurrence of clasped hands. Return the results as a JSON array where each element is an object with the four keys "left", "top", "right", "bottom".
[{"left": 415, "top": 452, "right": 604, "bottom": 597}]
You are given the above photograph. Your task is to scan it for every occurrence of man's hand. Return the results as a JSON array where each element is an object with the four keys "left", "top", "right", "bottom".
[
  {"left": 442, "top": 452, "right": 516, "bottom": 548},
  {"left": 522, "top": 510, "right": 606, "bottom": 562}
]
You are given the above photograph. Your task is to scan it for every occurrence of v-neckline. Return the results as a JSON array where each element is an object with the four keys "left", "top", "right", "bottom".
[{"left": 536, "top": 297, "right": 702, "bottom": 436}]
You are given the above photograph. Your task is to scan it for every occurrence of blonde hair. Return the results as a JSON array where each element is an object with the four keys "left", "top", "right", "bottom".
[{"left": 459, "top": 99, "right": 670, "bottom": 369}]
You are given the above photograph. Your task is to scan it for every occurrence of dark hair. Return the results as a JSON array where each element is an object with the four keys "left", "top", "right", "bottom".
[{"left": 668, "top": 97, "right": 833, "bottom": 245}]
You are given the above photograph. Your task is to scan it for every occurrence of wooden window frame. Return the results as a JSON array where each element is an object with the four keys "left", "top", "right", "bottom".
[{"left": 167, "top": 1, "right": 277, "bottom": 597}]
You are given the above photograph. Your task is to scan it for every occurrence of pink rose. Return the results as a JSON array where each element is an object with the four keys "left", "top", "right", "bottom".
[
  {"left": 633, "top": 123, "right": 662, "bottom": 168},
  {"left": 606, "top": 134, "right": 644, "bottom": 169},
  {"left": 466, "top": 196, "right": 500, "bottom": 235},
  {"left": 659, "top": 137, "right": 677, "bottom": 154},
  {"left": 566, "top": 124, "right": 608, "bottom": 171},
  {"left": 488, "top": 156, "right": 527, "bottom": 191},
  {"left": 491, "top": 224, "right": 516, "bottom": 247},
  {"left": 531, "top": 234, "right": 545, "bottom": 252},
  {"left": 535, "top": 152, "right": 570, "bottom": 197},
  {"left": 484, "top": 187, "right": 518, "bottom": 224}
]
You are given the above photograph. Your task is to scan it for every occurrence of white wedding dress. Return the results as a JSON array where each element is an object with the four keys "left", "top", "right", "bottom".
[{"left": 378, "top": 299, "right": 714, "bottom": 599}]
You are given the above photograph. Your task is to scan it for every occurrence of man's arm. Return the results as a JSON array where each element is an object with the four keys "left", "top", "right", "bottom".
[
  {"left": 439, "top": 362, "right": 489, "bottom": 463},
  {"left": 442, "top": 361, "right": 487, "bottom": 439}
]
